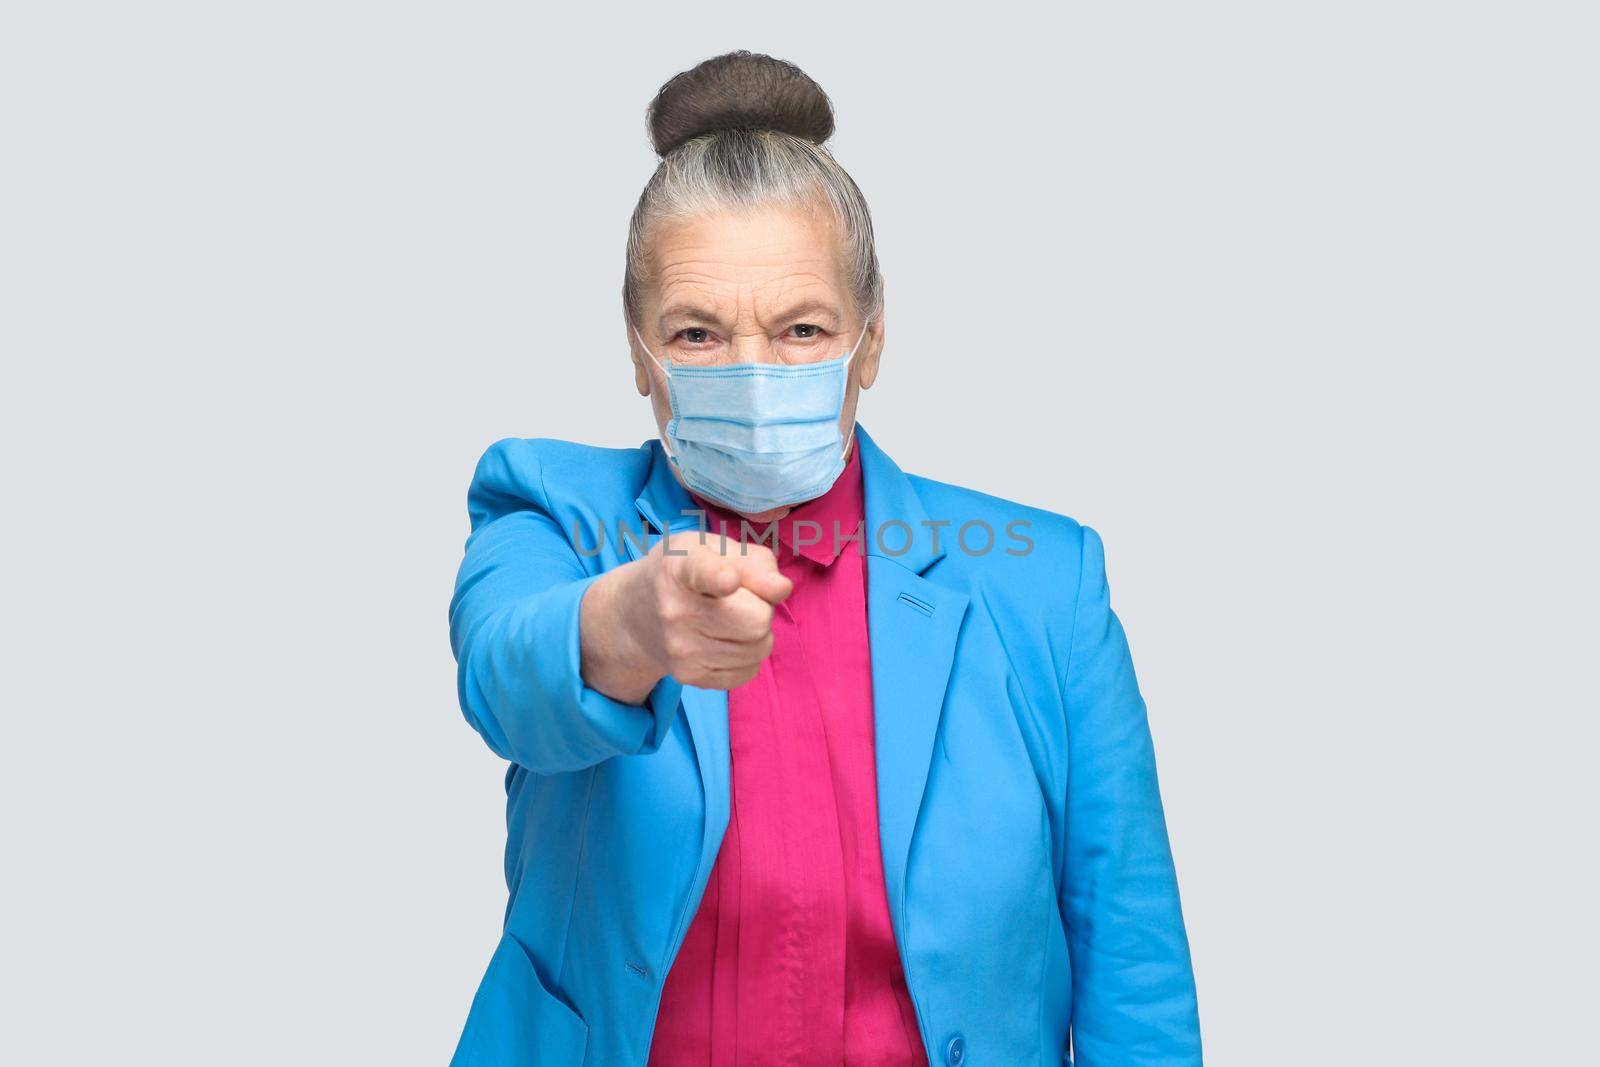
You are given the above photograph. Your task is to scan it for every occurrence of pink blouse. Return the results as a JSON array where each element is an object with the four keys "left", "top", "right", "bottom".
[{"left": 648, "top": 444, "right": 926, "bottom": 1066}]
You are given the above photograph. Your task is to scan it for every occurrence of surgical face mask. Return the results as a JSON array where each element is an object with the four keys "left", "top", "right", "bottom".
[{"left": 630, "top": 318, "right": 872, "bottom": 515}]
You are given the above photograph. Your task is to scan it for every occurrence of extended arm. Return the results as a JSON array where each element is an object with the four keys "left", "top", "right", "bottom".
[
  {"left": 447, "top": 444, "right": 790, "bottom": 774},
  {"left": 448, "top": 502, "right": 684, "bottom": 774}
]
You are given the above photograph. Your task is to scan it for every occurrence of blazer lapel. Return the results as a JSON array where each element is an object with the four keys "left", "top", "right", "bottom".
[{"left": 856, "top": 426, "right": 970, "bottom": 945}]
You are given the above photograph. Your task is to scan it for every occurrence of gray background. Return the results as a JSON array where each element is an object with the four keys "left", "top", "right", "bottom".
[{"left": 3, "top": 2, "right": 1595, "bottom": 1063}]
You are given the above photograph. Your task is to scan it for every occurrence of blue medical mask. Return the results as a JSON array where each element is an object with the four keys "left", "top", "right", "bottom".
[{"left": 631, "top": 318, "right": 872, "bottom": 515}]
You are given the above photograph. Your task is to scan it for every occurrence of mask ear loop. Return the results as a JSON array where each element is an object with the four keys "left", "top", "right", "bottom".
[
  {"left": 631, "top": 321, "right": 680, "bottom": 463},
  {"left": 839, "top": 317, "right": 872, "bottom": 461}
]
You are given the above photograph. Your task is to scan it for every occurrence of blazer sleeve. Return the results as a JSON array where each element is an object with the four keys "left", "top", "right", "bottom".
[
  {"left": 447, "top": 443, "right": 684, "bottom": 774},
  {"left": 1059, "top": 524, "right": 1202, "bottom": 1066}
]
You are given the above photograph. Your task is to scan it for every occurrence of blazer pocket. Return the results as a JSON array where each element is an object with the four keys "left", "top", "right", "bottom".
[{"left": 451, "top": 931, "right": 590, "bottom": 1067}]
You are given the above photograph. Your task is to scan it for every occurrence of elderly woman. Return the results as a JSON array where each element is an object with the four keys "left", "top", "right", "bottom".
[{"left": 447, "top": 51, "right": 1201, "bottom": 1067}]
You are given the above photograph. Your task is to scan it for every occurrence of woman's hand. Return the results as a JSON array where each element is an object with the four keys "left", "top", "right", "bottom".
[{"left": 579, "top": 531, "right": 793, "bottom": 704}]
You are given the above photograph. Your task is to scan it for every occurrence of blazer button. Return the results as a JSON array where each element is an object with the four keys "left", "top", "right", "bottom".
[{"left": 945, "top": 1034, "right": 966, "bottom": 1066}]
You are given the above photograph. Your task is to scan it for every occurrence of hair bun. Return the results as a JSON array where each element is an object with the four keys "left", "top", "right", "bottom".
[{"left": 646, "top": 50, "right": 835, "bottom": 157}]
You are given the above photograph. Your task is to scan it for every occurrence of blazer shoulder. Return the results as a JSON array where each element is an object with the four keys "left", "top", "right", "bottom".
[
  {"left": 904, "top": 473, "right": 1104, "bottom": 667},
  {"left": 466, "top": 437, "right": 652, "bottom": 530},
  {"left": 906, "top": 471, "right": 1091, "bottom": 557}
]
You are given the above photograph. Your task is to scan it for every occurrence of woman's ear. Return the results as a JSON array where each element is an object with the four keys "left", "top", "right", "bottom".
[
  {"left": 856, "top": 309, "right": 885, "bottom": 390},
  {"left": 627, "top": 322, "right": 652, "bottom": 397}
]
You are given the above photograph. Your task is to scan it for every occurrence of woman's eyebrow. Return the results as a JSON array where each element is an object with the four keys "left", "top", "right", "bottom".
[
  {"left": 769, "top": 301, "right": 844, "bottom": 327},
  {"left": 657, "top": 304, "right": 726, "bottom": 331},
  {"left": 657, "top": 301, "right": 844, "bottom": 333}
]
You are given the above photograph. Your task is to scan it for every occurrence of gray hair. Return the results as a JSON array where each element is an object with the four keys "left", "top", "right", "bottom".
[{"left": 622, "top": 52, "right": 883, "bottom": 331}]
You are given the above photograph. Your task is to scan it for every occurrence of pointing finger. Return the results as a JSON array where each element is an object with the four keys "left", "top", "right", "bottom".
[
  {"left": 731, "top": 546, "right": 792, "bottom": 605},
  {"left": 671, "top": 550, "right": 741, "bottom": 597}
]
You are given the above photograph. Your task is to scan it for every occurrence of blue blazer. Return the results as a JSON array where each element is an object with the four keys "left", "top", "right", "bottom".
[{"left": 447, "top": 425, "right": 1201, "bottom": 1067}]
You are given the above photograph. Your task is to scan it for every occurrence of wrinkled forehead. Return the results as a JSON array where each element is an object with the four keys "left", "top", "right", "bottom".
[{"left": 645, "top": 204, "right": 849, "bottom": 330}]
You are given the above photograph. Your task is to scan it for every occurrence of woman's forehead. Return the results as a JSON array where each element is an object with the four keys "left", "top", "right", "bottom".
[{"left": 649, "top": 206, "right": 848, "bottom": 318}]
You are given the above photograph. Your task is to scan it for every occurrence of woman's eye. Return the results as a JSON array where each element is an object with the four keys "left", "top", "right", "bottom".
[
  {"left": 680, "top": 328, "right": 712, "bottom": 344},
  {"left": 792, "top": 323, "right": 822, "bottom": 339}
]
